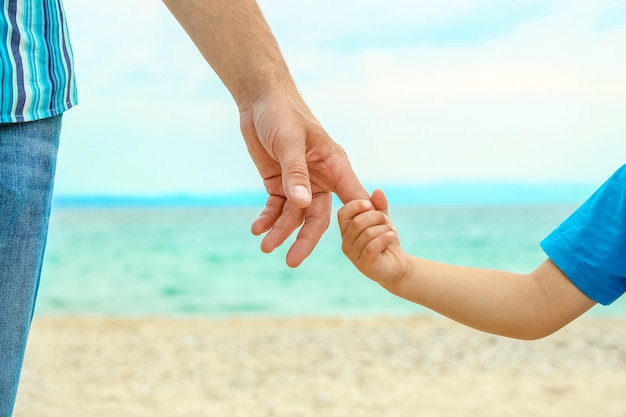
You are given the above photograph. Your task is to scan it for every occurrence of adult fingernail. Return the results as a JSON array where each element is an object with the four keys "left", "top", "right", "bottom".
[{"left": 292, "top": 185, "right": 311, "bottom": 202}]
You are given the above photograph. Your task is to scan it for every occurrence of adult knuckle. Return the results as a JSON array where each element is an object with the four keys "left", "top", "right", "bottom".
[{"left": 288, "top": 163, "right": 309, "bottom": 178}]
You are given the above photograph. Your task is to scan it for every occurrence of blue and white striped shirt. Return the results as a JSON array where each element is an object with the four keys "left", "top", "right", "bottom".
[{"left": 1, "top": 0, "right": 77, "bottom": 123}]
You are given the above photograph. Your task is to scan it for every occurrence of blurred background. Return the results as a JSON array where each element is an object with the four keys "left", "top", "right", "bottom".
[
  {"left": 18, "top": 3, "right": 626, "bottom": 415},
  {"left": 39, "top": 0, "right": 626, "bottom": 317},
  {"left": 57, "top": 0, "right": 626, "bottom": 196}
]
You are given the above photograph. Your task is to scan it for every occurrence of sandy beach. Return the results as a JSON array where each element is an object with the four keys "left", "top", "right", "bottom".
[{"left": 14, "top": 315, "right": 626, "bottom": 417}]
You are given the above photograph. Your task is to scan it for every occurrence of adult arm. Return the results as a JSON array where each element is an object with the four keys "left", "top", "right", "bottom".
[{"left": 162, "top": 0, "right": 369, "bottom": 266}]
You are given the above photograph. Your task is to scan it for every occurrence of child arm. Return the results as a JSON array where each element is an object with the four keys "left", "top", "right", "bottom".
[
  {"left": 338, "top": 190, "right": 596, "bottom": 340},
  {"left": 393, "top": 257, "right": 596, "bottom": 340}
]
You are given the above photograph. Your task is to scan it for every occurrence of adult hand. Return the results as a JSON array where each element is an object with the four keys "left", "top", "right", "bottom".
[
  {"left": 162, "top": 0, "right": 368, "bottom": 265},
  {"left": 240, "top": 92, "right": 369, "bottom": 267}
]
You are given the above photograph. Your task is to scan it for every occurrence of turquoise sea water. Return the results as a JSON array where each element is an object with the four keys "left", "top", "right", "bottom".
[{"left": 37, "top": 203, "right": 626, "bottom": 317}]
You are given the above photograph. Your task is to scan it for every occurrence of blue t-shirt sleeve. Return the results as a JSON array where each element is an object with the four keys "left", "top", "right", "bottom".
[{"left": 540, "top": 164, "right": 626, "bottom": 305}]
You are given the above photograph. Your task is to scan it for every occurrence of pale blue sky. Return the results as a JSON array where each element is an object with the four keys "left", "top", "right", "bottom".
[{"left": 55, "top": 0, "right": 626, "bottom": 196}]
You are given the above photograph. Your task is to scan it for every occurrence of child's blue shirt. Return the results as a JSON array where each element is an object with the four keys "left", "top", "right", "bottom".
[{"left": 541, "top": 164, "right": 626, "bottom": 305}]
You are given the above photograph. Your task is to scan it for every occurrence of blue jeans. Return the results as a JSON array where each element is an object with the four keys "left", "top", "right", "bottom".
[{"left": 0, "top": 116, "right": 61, "bottom": 416}]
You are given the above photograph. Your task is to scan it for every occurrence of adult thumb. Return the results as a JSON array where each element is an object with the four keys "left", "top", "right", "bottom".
[{"left": 279, "top": 146, "right": 312, "bottom": 208}]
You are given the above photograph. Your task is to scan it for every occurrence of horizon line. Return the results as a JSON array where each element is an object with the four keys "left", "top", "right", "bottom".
[{"left": 51, "top": 181, "right": 597, "bottom": 208}]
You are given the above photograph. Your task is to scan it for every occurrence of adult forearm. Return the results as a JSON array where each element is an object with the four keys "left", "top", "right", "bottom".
[
  {"left": 162, "top": 0, "right": 298, "bottom": 109},
  {"left": 384, "top": 258, "right": 594, "bottom": 340}
]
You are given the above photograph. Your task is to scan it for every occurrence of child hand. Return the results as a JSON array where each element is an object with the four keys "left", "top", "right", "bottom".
[{"left": 337, "top": 190, "right": 408, "bottom": 286}]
